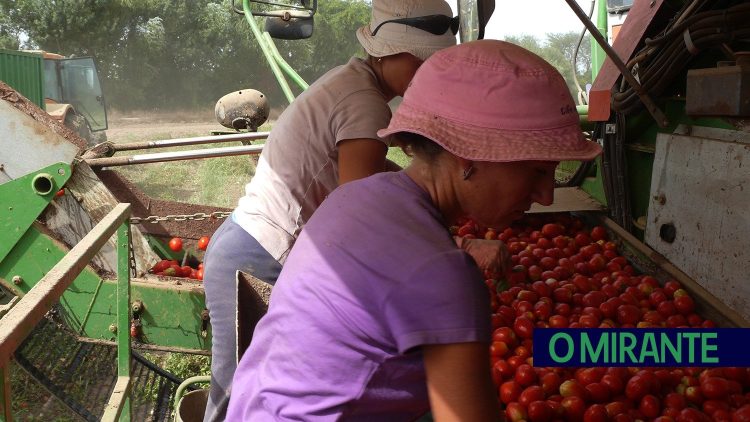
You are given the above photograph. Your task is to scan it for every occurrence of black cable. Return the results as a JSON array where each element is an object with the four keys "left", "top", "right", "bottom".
[{"left": 612, "top": 2, "right": 750, "bottom": 114}]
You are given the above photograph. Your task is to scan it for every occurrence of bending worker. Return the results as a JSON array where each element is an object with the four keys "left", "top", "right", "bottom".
[
  {"left": 226, "top": 40, "right": 603, "bottom": 421},
  {"left": 202, "top": 0, "right": 457, "bottom": 420}
]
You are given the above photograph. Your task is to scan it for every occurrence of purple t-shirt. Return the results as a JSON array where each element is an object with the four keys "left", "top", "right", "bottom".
[{"left": 226, "top": 172, "right": 491, "bottom": 421}]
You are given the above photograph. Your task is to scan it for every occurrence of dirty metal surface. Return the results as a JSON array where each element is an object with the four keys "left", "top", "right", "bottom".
[
  {"left": 686, "top": 65, "right": 750, "bottom": 117},
  {"left": 528, "top": 187, "right": 605, "bottom": 214},
  {"left": 236, "top": 270, "right": 272, "bottom": 362},
  {"left": 96, "top": 169, "right": 229, "bottom": 241},
  {"left": 42, "top": 163, "right": 159, "bottom": 274},
  {"left": 646, "top": 126, "right": 750, "bottom": 321},
  {"left": 0, "top": 91, "right": 79, "bottom": 185},
  {"left": 0, "top": 80, "right": 85, "bottom": 151},
  {"left": 588, "top": 0, "right": 666, "bottom": 122}
]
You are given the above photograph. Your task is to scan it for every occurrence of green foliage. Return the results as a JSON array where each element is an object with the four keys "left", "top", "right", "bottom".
[
  {"left": 505, "top": 31, "right": 593, "bottom": 101},
  {"left": 0, "top": 0, "right": 370, "bottom": 111},
  {"left": 136, "top": 352, "right": 211, "bottom": 405},
  {"left": 0, "top": 4, "right": 19, "bottom": 50}
]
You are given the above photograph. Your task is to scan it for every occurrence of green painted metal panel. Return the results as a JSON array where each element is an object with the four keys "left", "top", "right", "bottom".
[
  {"left": 0, "top": 50, "right": 45, "bottom": 109},
  {"left": 116, "top": 223, "right": 132, "bottom": 421},
  {"left": 580, "top": 157, "right": 607, "bottom": 205},
  {"left": 0, "top": 162, "right": 71, "bottom": 264},
  {"left": 0, "top": 225, "right": 210, "bottom": 352}
]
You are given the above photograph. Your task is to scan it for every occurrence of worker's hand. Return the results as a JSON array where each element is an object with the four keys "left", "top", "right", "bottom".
[{"left": 455, "top": 237, "right": 511, "bottom": 279}]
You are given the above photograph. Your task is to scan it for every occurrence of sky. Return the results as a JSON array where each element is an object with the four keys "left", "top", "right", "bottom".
[{"left": 459, "top": 0, "right": 595, "bottom": 42}]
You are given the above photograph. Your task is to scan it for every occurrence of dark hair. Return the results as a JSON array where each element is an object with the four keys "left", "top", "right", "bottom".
[{"left": 396, "top": 131, "right": 444, "bottom": 163}]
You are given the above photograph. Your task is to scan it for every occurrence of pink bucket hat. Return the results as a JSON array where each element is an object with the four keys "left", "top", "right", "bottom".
[{"left": 377, "top": 40, "right": 603, "bottom": 162}]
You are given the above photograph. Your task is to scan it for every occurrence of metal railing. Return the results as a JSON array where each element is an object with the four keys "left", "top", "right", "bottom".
[{"left": 0, "top": 203, "right": 133, "bottom": 422}]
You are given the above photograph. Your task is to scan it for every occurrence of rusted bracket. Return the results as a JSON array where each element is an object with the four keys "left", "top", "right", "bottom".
[{"left": 564, "top": 0, "right": 669, "bottom": 128}]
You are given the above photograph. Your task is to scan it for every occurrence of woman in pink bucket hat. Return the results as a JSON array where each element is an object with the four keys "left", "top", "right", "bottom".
[
  {"left": 202, "top": 1, "right": 458, "bottom": 420},
  {"left": 226, "top": 40, "right": 601, "bottom": 421}
]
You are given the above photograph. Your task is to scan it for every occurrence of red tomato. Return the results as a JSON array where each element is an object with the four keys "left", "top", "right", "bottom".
[
  {"left": 584, "top": 404, "right": 608, "bottom": 422},
  {"left": 196, "top": 268, "right": 204, "bottom": 281},
  {"left": 519, "top": 385, "right": 545, "bottom": 408},
  {"left": 639, "top": 394, "right": 661, "bottom": 418},
  {"left": 590, "top": 226, "right": 607, "bottom": 241},
  {"left": 604, "top": 400, "right": 630, "bottom": 418},
  {"left": 152, "top": 259, "right": 172, "bottom": 273},
  {"left": 130, "top": 322, "right": 139, "bottom": 338},
  {"left": 559, "top": 379, "right": 585, "bottom": 398},
  {"left": 702, "top": 399, "right": 730, "bottom": 416},
  {"left": 625, "top": 375, "right": 649, "bottom": 401},
  {"left": 494, "top": 360, "right": 514, "bottom": 379},
  {"left": 500, "top": 381, "right": 522, "bottom": 404},
  {"left": 541, "top": 223, "right": 564, "bottom": 238},
  {"left": 490, "top": 341, "right": 510, "bottom": 358},
  {"left": 527, "top": 400, "right": 554, "bottom": 422},
  {"left": 674, "top": 295, "right": 696, "bottom": 315},
  {"left": 585, "top": 382, "right": 610, "bottom": 403},
  {"left": 505, "top": 402, "right": 527, "bottom": 422},
  {"left": 548, "top": 315, "right": 569, "bottom": 328},
  {"left": 701, "top": 377, "right": 730, "bottom": 399},
  {"left": 685, "top": 385, "right": 704, "bottom": 405},
  {"left": 513, "top": 317, "right": 534, "bottom": 339},
  {"left": 616, "top": 304, "right": 641, "bottom": 325},
  {"left": 492, "top": 326, "right": 518, "bottom": 347},
  {"left": 677, "top": 407, "right": 711, "bottom": 422},
  {"left": 515, "top": 364, "right": 537, "bottom": 387},
  {"left": 561, "top": 396, "right": 586, "bottom": 421},
  {"left": 600, "top": 374, "right": 625, "bottom": 396},
  {"left": 657, "top": 300, "right": 678, "bottom": 318},
  {"left": 732, "top": 404, "right": 750, "bottom": 422},
  {"left": 168, "top": 237, "right": 183, "bottom": 252},
  {"left": 663, "top": 280, "right": 682, "bottom": 296},
  {"left": 540, "top": 372, "right": 562, "bottom": 396},
  {"left": 197, "top": 236, "right": 210, "bottom": 251},
  {"left": 664, "top": 392, "right": 687, "bottom": 410}
]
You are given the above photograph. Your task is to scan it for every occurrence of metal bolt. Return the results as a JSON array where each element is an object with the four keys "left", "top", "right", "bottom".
[
  {"left": 12, "top": 275, "right": 22, "bottom": 285},
  {"left": 132, "top": 300, "right": 144, "bottom": 313},
  {"left": 109, "top": 324, "right": 117, "bottom": 333},
  {"left": 58, "top": 168, "right": 65, "bottom": 175}
]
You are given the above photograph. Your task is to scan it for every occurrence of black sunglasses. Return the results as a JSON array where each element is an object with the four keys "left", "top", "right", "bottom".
[{"left": 371, "top": 14, "right": 459, "bottom": 37}]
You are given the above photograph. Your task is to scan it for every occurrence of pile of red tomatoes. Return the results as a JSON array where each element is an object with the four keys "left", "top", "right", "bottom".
[
  {"left": 452, "top": 215, "right": 750, "bottom": 422},
  {"left": 148, "top": 236, "right": 210, "bottom": 280}
]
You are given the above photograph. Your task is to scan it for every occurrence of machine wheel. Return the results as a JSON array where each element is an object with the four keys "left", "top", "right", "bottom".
[{"left": 63, "top": 112, "right": 96, "bottom": 146}]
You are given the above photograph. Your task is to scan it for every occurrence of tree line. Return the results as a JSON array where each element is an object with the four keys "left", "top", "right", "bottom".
[{"left": 0, "top": 0, "right": 591, "bottom": 112}]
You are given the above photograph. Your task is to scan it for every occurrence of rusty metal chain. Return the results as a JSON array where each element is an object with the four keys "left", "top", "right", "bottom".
[
  {"left": 129, "top": 211, "right": 231, "bottom": 225},
  {"left": 128, "top": 224, "right": 138, "bottom": 278}
]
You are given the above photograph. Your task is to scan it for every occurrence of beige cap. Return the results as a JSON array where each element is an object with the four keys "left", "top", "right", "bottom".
[{"left": 356, "top": 0, "right": 457, "bottom": 61}]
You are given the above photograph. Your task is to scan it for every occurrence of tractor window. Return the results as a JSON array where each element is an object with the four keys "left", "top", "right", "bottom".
[
  {"left": 607, "top": 0, "right": 633, "bottom": 13},
  {"left": 59, "top": 57, "right": 108, "bottom": 131},
  {"left": 43, "top": 59, "right": 63, "bottom": 102}
]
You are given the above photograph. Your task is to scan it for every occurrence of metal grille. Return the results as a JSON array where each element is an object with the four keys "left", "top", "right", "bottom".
[{"left": 14, "top": 315, "right": 193, "bottom": 421}]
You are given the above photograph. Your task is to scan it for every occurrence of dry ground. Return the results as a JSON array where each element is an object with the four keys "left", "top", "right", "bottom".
[{"left": 106, "top": 109, "right": 234, "bottom": 143}]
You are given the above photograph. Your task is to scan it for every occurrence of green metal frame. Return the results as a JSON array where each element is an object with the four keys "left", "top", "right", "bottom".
[
  {"left": 0, "top": 50, "right": 46, "bottom": 110},
  {"left": 0, "top": 162, "right": 71, "bottom": 264},
  {"left": 242, "top": 0, "right": 309, "bottom": 104},
  {"left": 0, "top": 224, "right": 210, "bottom": 352},
  {"left": 0, "top": 204, "right": 132, "bottom": 422},
  {"left": 590, "top": 0, "right": 608, "bottom": 81}
]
